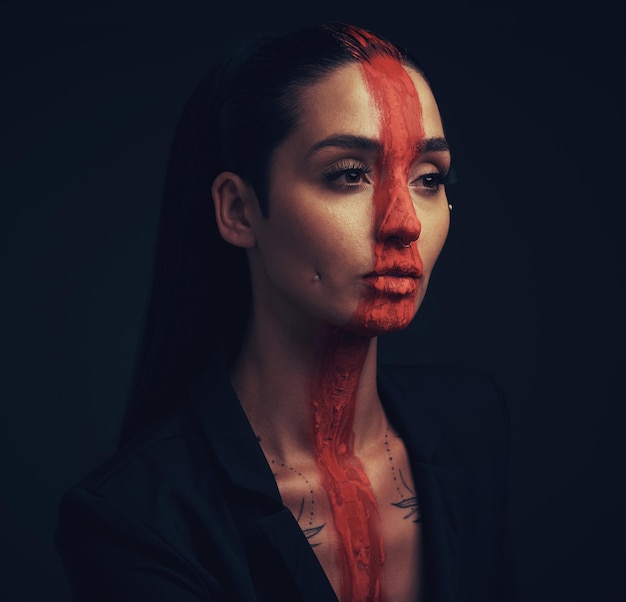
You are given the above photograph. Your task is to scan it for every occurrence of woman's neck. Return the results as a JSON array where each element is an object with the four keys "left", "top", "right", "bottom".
[{"left": 230, "top": 317, "right": 385, "bottom": 462}]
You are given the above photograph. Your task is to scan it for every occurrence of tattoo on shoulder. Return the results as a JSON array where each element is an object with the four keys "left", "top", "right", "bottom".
[
  {"left": 296, "top": 496, "right": 325, "bottom": 547},
  {"left": 385, "top": 428, "right": 422, "bottom": 523},
  {"left": 302, "top": 524, "right": 325, "bottom": 547},
  {"left": 391, "top": 469, "right": 422, "bottom": 523}
]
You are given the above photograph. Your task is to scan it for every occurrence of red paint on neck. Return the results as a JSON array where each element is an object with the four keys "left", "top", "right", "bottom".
[{"left": 312, "top": 332, "right": 382, "bottom": 601}]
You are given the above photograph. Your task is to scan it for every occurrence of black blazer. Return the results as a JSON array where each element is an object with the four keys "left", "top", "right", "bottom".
[{"left": 55, "top": 361, "right": 516, "bottom": 601}]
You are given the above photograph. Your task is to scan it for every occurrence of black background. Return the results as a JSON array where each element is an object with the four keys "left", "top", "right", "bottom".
[{"left": 1, "top": 1, "right": 624, "bottom": 600}]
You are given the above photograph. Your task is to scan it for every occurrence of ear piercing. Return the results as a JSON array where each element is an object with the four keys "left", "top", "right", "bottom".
[{"left": 448, "top": 203, "right": 453, "bottom": 211}]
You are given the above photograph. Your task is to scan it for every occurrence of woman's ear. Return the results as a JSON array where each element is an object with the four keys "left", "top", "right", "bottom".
[{"left": 212, "top": 171, "right": 259, "bottom": 248}]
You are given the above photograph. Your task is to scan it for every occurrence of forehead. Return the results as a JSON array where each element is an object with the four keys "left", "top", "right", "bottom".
[{"left": 295, "top": 62, "right": 444, "bottom": 142}]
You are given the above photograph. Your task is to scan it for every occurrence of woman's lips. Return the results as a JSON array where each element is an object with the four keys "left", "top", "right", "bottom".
[{"left": 363, "top": 273, "right": 420, "bottom": 295}]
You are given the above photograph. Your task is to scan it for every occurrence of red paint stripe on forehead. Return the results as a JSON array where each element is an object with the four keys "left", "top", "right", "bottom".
[{"left": 360, "top": 54, "right": 424, "bottom": 188}]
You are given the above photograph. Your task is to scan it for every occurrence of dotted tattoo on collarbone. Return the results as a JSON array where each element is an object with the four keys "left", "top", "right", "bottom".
[{"left": 385, "top": 426, "right": 422, "bottom": 523}]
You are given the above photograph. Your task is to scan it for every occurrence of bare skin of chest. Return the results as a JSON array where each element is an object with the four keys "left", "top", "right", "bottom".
[{"left": 268, "top": 430, "right": 423, "bottom": 602}]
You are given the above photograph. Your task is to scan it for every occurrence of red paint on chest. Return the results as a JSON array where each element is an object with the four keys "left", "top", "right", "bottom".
[{"left": 310, "top": 40, "right": 425, "bottom": 602}]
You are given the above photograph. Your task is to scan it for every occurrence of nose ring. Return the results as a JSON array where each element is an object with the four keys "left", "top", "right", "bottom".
[{"left": 400, "top": 237, "right": 417, "bottom": 248}]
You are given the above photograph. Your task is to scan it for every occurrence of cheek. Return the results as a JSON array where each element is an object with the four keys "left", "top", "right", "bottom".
[
  {"left": 290, "top": 205, "right": 373, "bottom": 271},
  {"left": 262, "top": 205, "right": 362, "bottom": 283},
  {"left": 419, "top": 210, "right": 450, "bottom": 273}
]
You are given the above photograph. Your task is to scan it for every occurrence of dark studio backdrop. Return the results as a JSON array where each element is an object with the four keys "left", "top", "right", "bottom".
[{"left": 1, "top": 1, "right": 624, "bottom": 600}]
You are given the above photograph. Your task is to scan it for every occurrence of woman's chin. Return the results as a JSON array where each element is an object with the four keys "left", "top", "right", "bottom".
[{"left": 344, "top": 299, "right": 418, "bottom": 338}]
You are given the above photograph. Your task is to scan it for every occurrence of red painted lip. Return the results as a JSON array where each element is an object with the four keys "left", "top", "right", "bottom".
[
  {"left": 364, "top": 265, "right": 423, "bottom": 278},
  {"left": 363, "top": 263, "right": 422, "bottom": 295},
  {"left": 363, "top": 274, "right": 419, "bottom": 295}
]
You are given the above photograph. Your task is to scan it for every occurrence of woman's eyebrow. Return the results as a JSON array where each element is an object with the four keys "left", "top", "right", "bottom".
[
  {"left": 308, "top": 134, "right": 449, "bottom": 156},
  {"left": 308, "top": 134, "right": 382, "bottom": 155},
  {"left": 418, "top": 137, "right": 449, "bottom": 153}
]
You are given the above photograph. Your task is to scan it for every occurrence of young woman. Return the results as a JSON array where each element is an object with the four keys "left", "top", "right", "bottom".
[{"left": 55, "top": 22, "right": 515, "bottom": 602}]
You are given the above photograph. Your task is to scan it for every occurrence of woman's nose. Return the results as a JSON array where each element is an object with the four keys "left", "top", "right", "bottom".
[{"left": 376, "top": 185, "right": 421, "bottom": 247}]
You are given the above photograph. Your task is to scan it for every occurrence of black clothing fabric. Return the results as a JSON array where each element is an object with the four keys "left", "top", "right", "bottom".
[{"left": 55, "top": 361, "right": 516, "bottom": 601}]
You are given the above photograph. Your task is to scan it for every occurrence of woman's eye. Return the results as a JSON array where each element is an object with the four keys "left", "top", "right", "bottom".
[
  {"left": 324, "top": 164, "right": 372, "bottom": 188},
  {"left": 413, "top": 172, "right": 447, "bottom": 194},
  {"left": 342, "top": 170, "right": 367, "bottom": 184},
  {"left": 423, "top": 173, "right": 443, "bottom": 188}
]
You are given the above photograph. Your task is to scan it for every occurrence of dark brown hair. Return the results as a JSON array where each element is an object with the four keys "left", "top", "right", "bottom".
[{"left": 119, "top": 22, "right": 422, "bottom": 446}]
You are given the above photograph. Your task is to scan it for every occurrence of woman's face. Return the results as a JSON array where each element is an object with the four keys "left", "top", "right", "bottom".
[{"left": 248, "top": 60, "right": 451, "bottom": 336}]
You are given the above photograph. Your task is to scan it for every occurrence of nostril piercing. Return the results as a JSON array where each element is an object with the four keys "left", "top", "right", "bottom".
[{"left": 400, "top": 236, "right": 417, "bottom": 248}]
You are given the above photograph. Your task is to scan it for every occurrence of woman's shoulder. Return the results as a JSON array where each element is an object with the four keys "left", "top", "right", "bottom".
[
  {"left": 379, "top": 363, "right": 510, "bottom": 468},
  {"left": 60, "top": 404, "right": 222, "bottom": 525},
  {"left": 380, "top": 363, "right": 507, "bottom": 419},
  {"left": 54, "top": 405, "right": 246, "bottom": 600},
  {"left": 70, "top": 410, "right": 191, "bottom": 494},
  {"left": 55, "top": 403, "right": 235, "bottom": 561}
]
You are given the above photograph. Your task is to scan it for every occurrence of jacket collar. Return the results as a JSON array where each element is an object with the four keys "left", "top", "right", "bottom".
[
  {"left": 187, "top": 354, "right": 337, "bottom": 600},
  {"left": 378, "top": 365, "right": 467, "bottom": 602},
  {"left": 187, "top": 352, "right": 283, "bottom": 506}
]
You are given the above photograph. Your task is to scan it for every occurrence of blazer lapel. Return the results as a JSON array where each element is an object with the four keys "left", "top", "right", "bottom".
[
  {"left": 413, "top": 462, "right": 468, "bottom": 602},
  {"left": 188, "top": 356, "right": 338, "bottom": 601},
  {"left": 255, "top": 510, "right": 339, "bottom": 601},
  {"left": 379, "top": 366, "right": 468, "bottom": 602},
  {"left": 188, "top": 355, "right": 282, "bottom": 502}
]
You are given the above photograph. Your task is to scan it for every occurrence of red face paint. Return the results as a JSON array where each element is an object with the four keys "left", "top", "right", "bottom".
[
  {"left": 353, "top": 50, "right": 424, "bottom": 336},
  {"left": 310, "top": 28, "right": 425, "bottom": 602}
]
